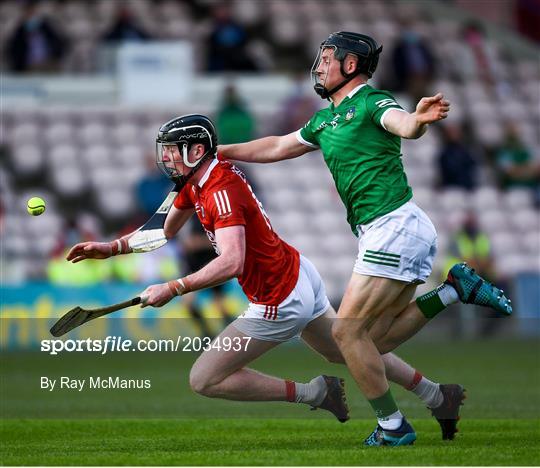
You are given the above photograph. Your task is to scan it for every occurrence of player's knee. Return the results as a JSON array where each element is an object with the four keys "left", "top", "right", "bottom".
[
  {"left": 189, "top": 368, "right": 216, "bottom": 397},
  {"left": 332, "top": 316, "right": 369, "bottom": 346}
]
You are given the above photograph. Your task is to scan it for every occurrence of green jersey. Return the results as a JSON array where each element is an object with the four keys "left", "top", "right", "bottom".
[{"left": 298, "top": 84, "right": 412, "bottom": 235}]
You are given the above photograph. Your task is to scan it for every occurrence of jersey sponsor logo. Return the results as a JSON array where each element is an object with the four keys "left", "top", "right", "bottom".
[
  {"left": 316, "top": 114, "right": 340, "bottom": 131},
  {"left": 203, "top": 228, "right": 219, "bottom": 255},
  {"left": 213, "top": 190, "right": 232, "bottom": 218},
  {"left": 375, "top": 98, "right": 398, "bottom": 108},
  {"left": 330, "top": 114, "right": 340, "bottom": 129},
  {"left": 231, "top": 165, "right": 247, "bottom": 182},
  {"left": 345, "top": 107, "right": 356, "bottom": 120}
]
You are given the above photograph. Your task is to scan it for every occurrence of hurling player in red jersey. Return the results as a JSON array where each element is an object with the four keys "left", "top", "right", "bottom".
[{"left": 67, "top": 115, "right": 452, "bottom": 425}]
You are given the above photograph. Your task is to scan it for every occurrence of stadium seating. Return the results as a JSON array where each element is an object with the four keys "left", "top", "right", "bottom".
[{"left": 1, "top": 0, "right": 538, "bottom": 302}]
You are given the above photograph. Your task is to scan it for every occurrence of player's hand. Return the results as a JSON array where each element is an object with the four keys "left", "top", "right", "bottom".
[
  {"left": 140, "top": 283, "right": 175, "bottom": 308},
  {"left": 415, "top": 93, "right": 450, "bottom": 124},
  {"left": 66, "top": 242, "right": 112, "bottom": 263}
]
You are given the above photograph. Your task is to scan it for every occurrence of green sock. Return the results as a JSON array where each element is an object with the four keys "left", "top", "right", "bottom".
[
  {"left": 368, "top": 388, "right": 399, "bottom": 419},
  {"left": 416, "top": 285, "right": 447, "bottom": 319}
]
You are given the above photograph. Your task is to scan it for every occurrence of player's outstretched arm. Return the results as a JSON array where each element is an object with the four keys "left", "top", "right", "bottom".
[
  {"left": 139, "top": 225, "right": 246, "bottom": 308},
  {"left": 67, "top": 194, "right": 194, "bottom": 264},
  {"left": 383, "top": 93, "right": 450, "bottom": 139},
  {"left": 219, "top": 132, "right": 312, "bottom": 164},
  {"left": 66, "top": 228, "right": 143, "bottom": 263},
  {"left": 65, "top": 241, "right": 115, "bottom": 263}
]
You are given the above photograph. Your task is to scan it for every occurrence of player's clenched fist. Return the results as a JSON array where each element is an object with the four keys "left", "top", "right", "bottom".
[
  {"left": 415, "top": 93, "right": 450, "bottom": 124},
  {"left": 66, "top": 241, "right": 112, "bottom": 263},
  {"left": 139, "top": 283, "right": 175, "bottom": 308}
]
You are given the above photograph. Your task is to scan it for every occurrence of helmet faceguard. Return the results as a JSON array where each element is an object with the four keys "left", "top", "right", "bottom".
[
  {"left": 156, "top": 114, "right": 217, "bottom": 185},
  {"left": 311, "top": 31, "right": 383, "bottom": 99}
]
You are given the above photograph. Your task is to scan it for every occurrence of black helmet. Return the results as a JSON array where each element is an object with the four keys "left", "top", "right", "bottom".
[
  {"left": 311, "top": 31, "right": 383, "bottom": 99},
  {"left": 156, "top": 114, "right": 217, "bottom": 184}
]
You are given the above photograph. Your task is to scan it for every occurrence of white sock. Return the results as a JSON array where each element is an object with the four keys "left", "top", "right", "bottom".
[
  {"left": 378, "top": 410, "right": 403, "bottom": 430},
  {"left": 294, "top": 375, "right": 327, "bottom": 405},
  {"left": 438, "top": 283, "right": 459, "bottom": 306},
  {"left": 412, "top": 377, "right": 444, "bottom": 409}
]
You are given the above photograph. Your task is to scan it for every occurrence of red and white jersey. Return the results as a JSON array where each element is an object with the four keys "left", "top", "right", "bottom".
[{"left": 174, "top": 159, "right": 300, "bottom": 305}]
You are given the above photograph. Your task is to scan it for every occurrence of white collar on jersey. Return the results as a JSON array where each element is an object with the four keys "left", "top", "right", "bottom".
[
  {"left": 346, "top": 83, "right": 367, "bottom": 99},
  {"left": 198, "top": 158, "right": 220, "bottom": 188}
]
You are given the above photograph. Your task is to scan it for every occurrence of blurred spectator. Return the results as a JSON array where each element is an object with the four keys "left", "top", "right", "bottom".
[
  {"left": 212, "top": 92, "right": 263, "bottom": 202},
  {"left": 277, "top": 74, "right": 320, "bottom": 134},
  {"left": 215, "top": 84, "right": 255, "bottom": 144},
  {"left": 493, "top": 122, "right": 540, "bottom": 191},
  {"left": 452, "top": 21, "right": 500, "bottom": 88},
  {"left": 102, "top": 5, "right": 151, "bottom": 43},
  {"left": 6, "top": 1, "right": 68, "bottom": 73},
  {"left": 437, "top": 123, "right": 479, "bottom": 190},
  {"left": 444, "top": 211, "right": 495, "bottom": 280},
  {"left": 443, "top": 211, "right": 507, "bottom": 336},
  {"left": 135, "top": 153, "right": 173, "bottom": 220},
  {"left": 181, "top": 218, "right": 234, "bottom": 338},
  {"left": 48, "top": 214, "right": 110, "bottom": 285},
  {"left": 206, "top": 3, "right": 258, "bottom": 72},
  {"left": 389, "top": 23, "right": 436, "bottom": 102}
]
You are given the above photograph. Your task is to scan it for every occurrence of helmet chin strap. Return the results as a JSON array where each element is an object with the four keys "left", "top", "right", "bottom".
[
  {"left": 174, "top": 143, "right": 215, "bottom": 185},
  {"left": 314, "top": 66, "right": 362, "bottom": 100}
]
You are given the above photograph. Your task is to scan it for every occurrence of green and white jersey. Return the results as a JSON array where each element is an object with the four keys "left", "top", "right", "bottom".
[{"left": 296, "top": 84, "right": 412, "bottom": 235}]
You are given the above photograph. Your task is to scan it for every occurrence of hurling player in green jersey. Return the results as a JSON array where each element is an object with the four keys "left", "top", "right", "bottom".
[{"left": 219, "top": 32, "right": 512, "bottom": 446}]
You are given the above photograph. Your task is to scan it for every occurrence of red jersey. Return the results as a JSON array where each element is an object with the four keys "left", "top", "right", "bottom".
[{"left": 173, "top": 160, "right": 300, "bottom": 305}]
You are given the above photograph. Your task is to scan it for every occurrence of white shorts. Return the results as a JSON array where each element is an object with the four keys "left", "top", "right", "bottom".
[
  {"left": 353, "top": 201, "right": 437, "bottom": 284},
  {"left": 232, "top": 255, "right": 331, "bottom": 342}
]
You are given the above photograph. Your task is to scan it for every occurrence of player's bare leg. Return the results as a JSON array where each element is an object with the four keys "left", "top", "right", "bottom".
[
  {"left": 332, "top": 273, "right": 417, "bottom": 446},
  {"left": 372, "top": 298, "right": 430, "bottom": 353},
  {"left": 333, "top": 274, "right": 408, "bottom": 396},
  {"left": 305, "top": 310, "right": 415, "bottom": 382},
  {"left": 302, "top": 306, "right": 463, "bottom": 439},
  {"left": 189, "top": 322, "right": 349, "bottom": 421},
  {"left": 189, "top": 323, "right": 282, "bottom": 400},
  {"left": 301, "top": 307, "right": 345, "bottom": 364},
  {"left": 359, "top": 281, "right": 434, "bottom": 355},
  {"left": 303, "top": 307, "right": 436, "bottom": 393},
  {"left": 302, "top": 307, "right": 420, "bottom": 382}
]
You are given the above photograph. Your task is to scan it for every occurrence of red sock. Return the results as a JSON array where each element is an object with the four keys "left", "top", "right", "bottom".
[
  {"left": 405, "top": 370, "right": 423, "bottom": 390},
  {"left": 285, "top": 380, "right": 296, "bottom": 402}
]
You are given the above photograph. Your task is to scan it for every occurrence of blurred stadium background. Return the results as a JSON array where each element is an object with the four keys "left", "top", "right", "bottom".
[{"left": 1, "top": 0, "right": 539, "bottom": 350}]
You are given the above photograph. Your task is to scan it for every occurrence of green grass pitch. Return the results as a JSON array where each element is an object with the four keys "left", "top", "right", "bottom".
[{"left": 1, "top": 339, "right": 539, "bottom": 465}]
